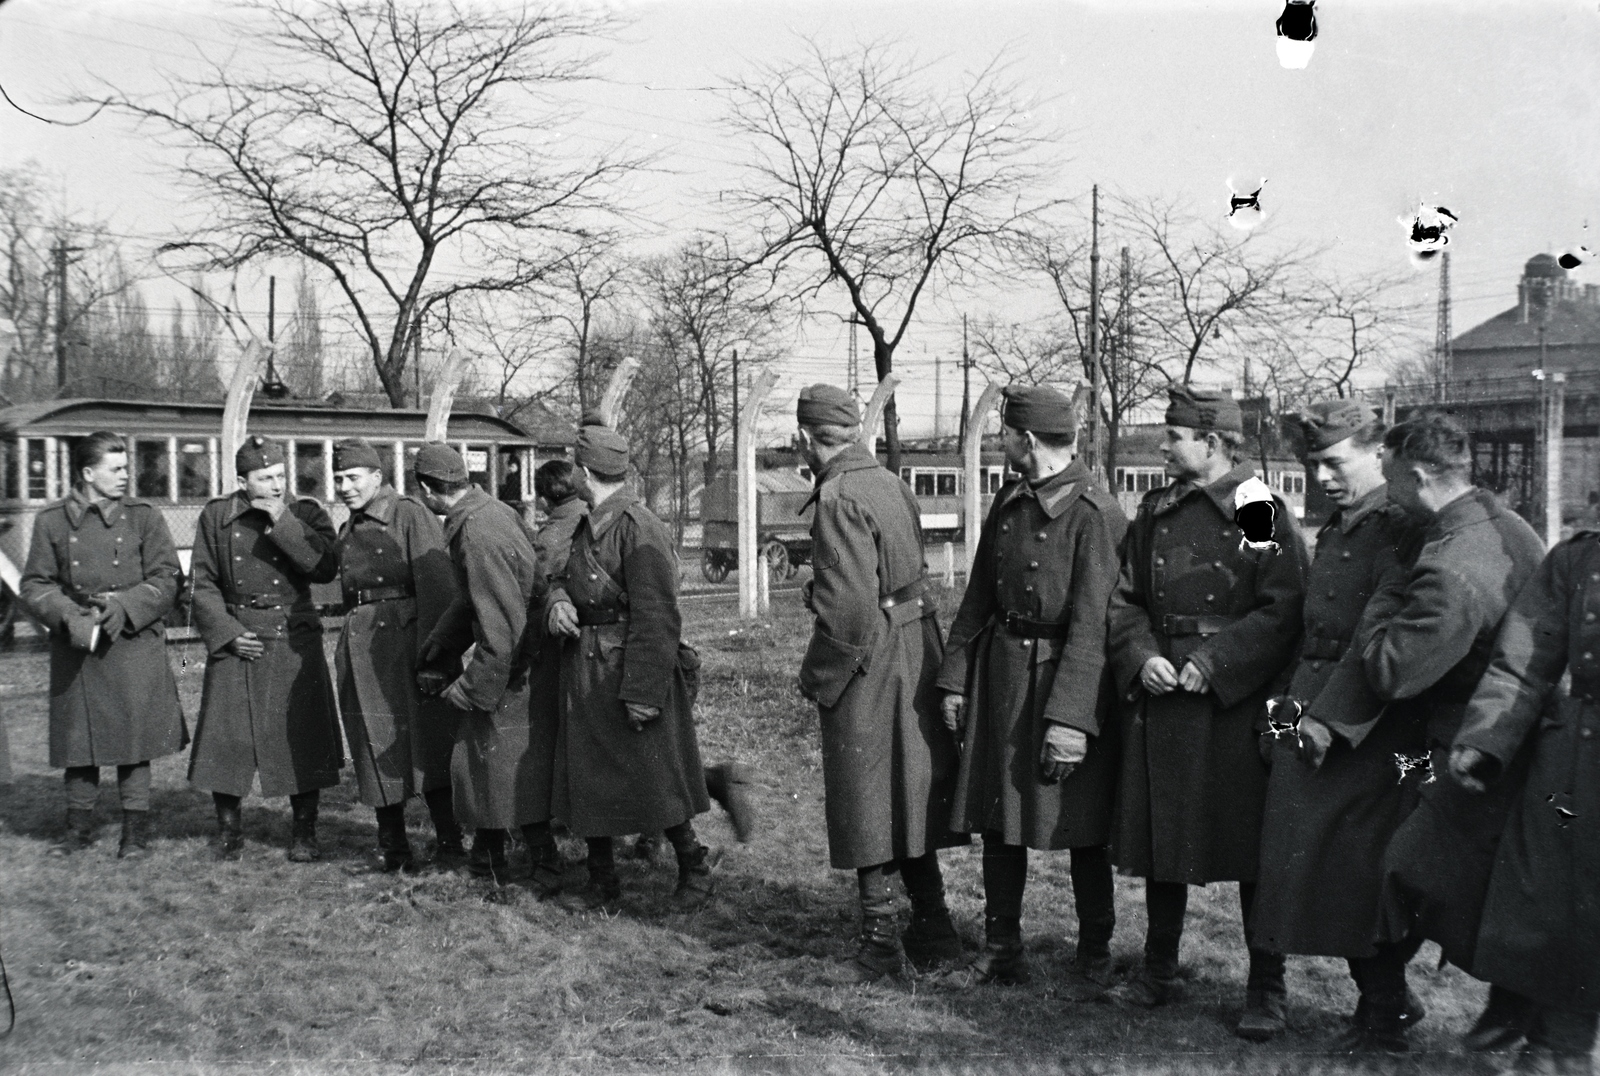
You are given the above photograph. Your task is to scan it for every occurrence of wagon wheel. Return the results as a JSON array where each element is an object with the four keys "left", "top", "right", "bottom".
[
  {"left": 701, "top": 549, "right": 730, "bottom": 585},
  {"left": 762, "top": 540, "right": 789, "bottom": 585}
]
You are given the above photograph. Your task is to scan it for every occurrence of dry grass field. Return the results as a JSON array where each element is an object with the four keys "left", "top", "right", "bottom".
[{"left": 0, "top": 588, "right": 1517, "bottom": 1075}]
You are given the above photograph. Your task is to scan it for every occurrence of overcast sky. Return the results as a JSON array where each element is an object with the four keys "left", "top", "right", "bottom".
[{"left": 2, "top": 0, "right": 1597, "bottom": 435}]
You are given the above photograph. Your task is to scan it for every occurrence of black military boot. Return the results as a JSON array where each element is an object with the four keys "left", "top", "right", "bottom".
[
  {"left": 466, "top": 829, "right": 510, "bottom": 881},
  {"left": 287, "top": 791, "right": 321, "bottom": 863},
  {"left": 213, "top": 793, "right": 244, "bottom": 861},
  {"left": 1063, "top": 920, "right": 1117, "bottom": 1002},
  {"left": 1235, "top": 948, "right": 1289, "bottom": 1041},
  {"left": 1337, "top": 989, "right": 1412, "bottom": 1054},
  {"left": 521, "top": 822, "right": 565, "bottom": 899},
  {"left": 666, "top": 823, "right": 720, "bottom": 913},
  {"left": 369, "top": 804, "right": 413, "bottom": 872},
  {"left": 117, "top": 809, "right": 150, "bottom": 860},
  {"left": 1467, "top": 985, "right": 1536, "bottom": 1052},
  {"left": 899, "top": 855, "right": 963, "bottom": 972},
  {"left": 51, "top": 808, "right": 97, "bottom": 856},
  {"left": 828, "top": 866, "right": 903, "bottom": 984},
  {"left": 423, "top": 787, "right": 467, "bottom": 871},
  {"left": 1108, "top": 942, "right": 1182, "bottom": 1008},
  {"left": 563, "top": 838, "right": 623, "bottom": 913},
  {"left": 968, "top": 915, "right": 1030, "bottom": 985},
  {"left": 704, "top": 761, "right": 758, "bottom": 842}
]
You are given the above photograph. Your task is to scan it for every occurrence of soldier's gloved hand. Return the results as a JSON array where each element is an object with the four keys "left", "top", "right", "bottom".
[
  {"left": 93, "top": 594, "right": 129, "bottom": 641},
  {"left": 1039, "top": 724, "right": 1088, "bottom": 784},
  {"left": 1295, "top": 716, "right": 1334, "bottom": 770},
  {"left": 1449, "top": 745, "right": 1500, "bottom": 794},
  {"left": 66, "top": 610, "right": 99, "bottom": 652},
  {"left": 802, "top": 578, "right": 816, "bottom": 613},
  {"left": 625, "top": 702, "right": 661, "bottom": 732},
  {"left": 941, "top": 693, "right": 966, "bottom": 737},
  {"left": 440, "top": 678, "right": 474, "bottom": 712},
  {"left": 230, "top": 631, "right": 266, "bottom": 661},
  {"left": 1140, "top": 656, "right": 1179, "bottom": 695},
  {"left": 1177, "top": 660, "right": 1211, "bottom": 695},
  {"left": 416, "top": 668, "right": 450, "bottom": 696},
  {"left": 547, "top": 600, "right": 580, "bottom": 639},
  {"left": 418, "top": 636, "right": 447, "bottom": 665}
]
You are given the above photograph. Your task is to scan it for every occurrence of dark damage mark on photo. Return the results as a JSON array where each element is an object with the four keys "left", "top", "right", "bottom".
[
  {"left": 1226, "top": 177, "right": 1266, "bottom": 232},
  {"left": 1402, "top": 203, "right": 1459, "bottom": 266},
  {"left": 1233, "top": 476, "right": 1278, "bottom": 553},
  {"left": 1547, "top": 792, "right": 1578, "bottom": 829},
  {"left": 1394, "top": 752, "right": 1435, "bottom": 785},
  {"left": 1276, "top": 0, "right": 1317, "bottom": 69}
]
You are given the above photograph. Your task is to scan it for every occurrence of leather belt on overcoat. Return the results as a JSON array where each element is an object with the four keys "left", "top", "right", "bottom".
[
  {"left": 999, "top": 611, "right": 1070, "bottom": 639},
  {"left": 344, "top": 584, "right": 415, "bottom": 606},
  {"left": 879, "top": 576, "right": 928, "bottom": 610},
  {"left": 226, "top": 591, "right": 296, "bottom": 612},
  {"left": 1162, "top": 613, "right": 1236, "bottom": 637},
  {"left": 577, "top": 608, "right": 629, "bottom": 627}
]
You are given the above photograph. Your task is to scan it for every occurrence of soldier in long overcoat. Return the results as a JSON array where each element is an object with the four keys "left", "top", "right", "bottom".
[
  {"left": 412, "top": 443, "right": 557, "bottom": 888},
  {"left": 936, "top": 384, "right": 1126, "bottom": 994},
  {"left": 1344, "top": 413, "right": 1547, "bottom": 1051},
  {"left": 1105, "top": 387, "right": 1308, "bottom": 1020},
  {"left": 21, "top": 431, "right": 184, "bottom": 858},
  {"left": 331, "top": 438, "right": 463, "bottom": 872},
  {"left": 187, "top": 437, "right": 342, "bottom": 862},
  {"left": 544, "top": 423, "right": 714, "bottom": 914},
  {"left": 793, "top": 384, "right": 965, "bottom": 982},
  {"left": 1248, "top": 401, "right": 1426, "bottom": 1048},
  {"left": 1451, "top": 529, "right": 1600, "bottom": 1073}
]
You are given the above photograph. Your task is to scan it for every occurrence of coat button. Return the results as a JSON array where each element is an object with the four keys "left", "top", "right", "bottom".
[
  {"left": 1205, "top": 594, "right": 1214, "bottom": 602},
  {"left": 376, "top": 575, "right": 384, "bottom": 582},
  {"left": 1024, "top": 585, "right": 1034, "bottom": 593},
  {"left": 1155, "top": 557, "right": 1165, "bottom": 567},
  {"left": 1000, "top": 524, "right": 1010, "bottom": 534},
  {"left": 1159, "top": 527, "right": 1169, "bottom": 535},
  {"left": 71, "top": 560, "right": 79, "bottom": 566},
  {"left": 1036, "top": 532, "right": 1047, "bottom": 541},
  {"left": 1587, "top": 613, "right": 1597, "bottom": 623},
  {"left": 1327, "top": 589, "right": 1337, "bottom": 599},
  {"left": 1214, "top": 561, "right": 1224, "bottom": 569},
  {"left": 235, "top": 556, "right": 242, "bottom": 561},
  {"left": 1021, "top": 639, "right": 1031, "bottom": 648},
  {"left": 1341, "top": 551, "right": 1351, "bottom": 560},
  {"left": 1583, "top": 728, "right": 1594, "bottom": 740},
  {"left": 1156, "top": 590, "right": 1165, "bottom": 598},
  {"left": 590, "top": 573, "right": 598, "bottom": 581},
  {"left": 68, "top": 536, "right": 76, "bottom": 543},
  {"left": 1028, "top": 561, "right": 1039, "bottom": 570}
]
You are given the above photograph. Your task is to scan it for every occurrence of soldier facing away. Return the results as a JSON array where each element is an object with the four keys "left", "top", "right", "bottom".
[
  {"left": 412, "top": 443, "right": 560, "bottom": 890},
  {"left": 331, "top": 438, "right": 465, "bottom": 872},
  {"left": 187, "top": 436, "right": 344, "bottom": 861},
  {"left": 1450, "top": 526, "right": 1600, "bottom": 1075},
  {"left": 543, "top": 423, "right": 716, "bottom": 914},
  {"left": 794, "top": 384, "right": 966, "bottom": 982},
  {"left": 936, "top": 384, "right": 1127, "bottom": 996},
  {"left": 21, "top": 431, "right": 186, "bottom": 859},
  {"left": 1105, "top": 387, "right": 1309, "bottom": 1030},
  {"left": 1342, "top": 413, "right": 1547, "bottom": 1052},
  {"left": 1249, "top": 401, "right": 1427, "bottom": 1049}
]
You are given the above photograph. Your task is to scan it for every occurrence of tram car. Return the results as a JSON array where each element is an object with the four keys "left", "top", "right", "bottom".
[
  {"left": 697, "top": 431, "right": 1309, "bottom": 584},
  {"left": 0, "top": 397, "right": 572, "bottom": 633}
]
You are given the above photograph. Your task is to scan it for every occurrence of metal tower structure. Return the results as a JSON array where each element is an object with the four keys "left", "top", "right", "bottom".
[{"left": 1433, "top": 251, "right": 1453, "bottom": 394}]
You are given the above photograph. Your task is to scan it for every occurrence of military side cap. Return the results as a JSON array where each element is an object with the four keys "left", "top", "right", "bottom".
[
  {"left": 332, "top": 438, "right": 383, "bottom": 471},
  {"left": 1001, "top": 384, "right": 1077, "bottom": 436},
  {"left": 235, "top": 435, "right": 286, "bottom": 476},
  {"left": 1297, "top": 398, "right": 1379, "bottom": 452},
  {"left": 414, "top": 442, "right": 468, "bottom": 483},
  {"left": 1166, "top": 386, "right": 1243, "bottom": 433},
  {"left": 796, "top": 384, "right": 860, "bottom": 427},
  {"left": 575, "top": 425, "right": 629, "bottom": 475}
]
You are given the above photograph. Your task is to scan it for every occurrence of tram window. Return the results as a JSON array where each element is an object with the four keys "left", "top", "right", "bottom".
[
  {"left": 914, "top": 473, "right": 936, "bottom": 497},
  {"left": 935, "top": 472, "right": 957, "bottom": 497},
  {"left": 135, "top": 440, "right": 171, "bottom": 500},
  {"left": 899, "top": 467, "right": 912, "bottom": 485},
  {"left": 178, "top": 440, "right": 210, "bottom": 498},
  {"left": 465, "top": 445, "right": 490, "bottom": 490},
  {"left": 0, "top": 442, "right": 11, "bottom": 501},
  {"left": 1135, "top": 472, "right": 1150, "bottom": 492},
  {"left": 26, "top": 438, "right": 47, "bottom": 500},
  {"left": 985, "top": 469, "right": 1003, "bottom": 494},
  {"left": 402, "top": 444, "right": 422, "bottom": 494},
  {"left": 295, "top": 441, "right": 325, "bottom": 500}
]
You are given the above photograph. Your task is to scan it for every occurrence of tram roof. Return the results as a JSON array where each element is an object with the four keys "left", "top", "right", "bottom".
[{"left": 0, "top": 397, "right": 566, "bottom": 447}]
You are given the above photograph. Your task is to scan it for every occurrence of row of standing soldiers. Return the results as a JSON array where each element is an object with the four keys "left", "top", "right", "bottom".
[
  {"left": 19, "top": 425, "right": 751, "bottom": 913},
  {"left": 791, "top": 381, "right": 1596, "bottom": 1073}
]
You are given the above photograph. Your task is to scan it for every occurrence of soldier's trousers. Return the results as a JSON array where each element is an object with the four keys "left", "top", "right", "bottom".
[
  {"left": 65, "top": 763, "right": 150, "bottom": 811},
  {"left": 858, "top": 852, "right": 947, "bottom": 920},
  {"left": 1147, "top": 880, "right": 1285, "bottom": 985},
  {"left": 982, "top": 836, "right": 1115, "bottom": 952}
]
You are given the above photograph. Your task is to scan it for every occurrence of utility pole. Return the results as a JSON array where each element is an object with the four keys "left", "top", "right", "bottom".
[
  {"left": 959, "top": 312, "right": 971, "bottom": 451},
  {"left": 413, "top": 317, "right": 423, "bottom": 408},
  {"left": 1086, "top": 184, "right": 1102, "bottom": 484},
  {"left": 847, "top": 319, "right": 860, "bottom": 398},
  {"left": 731, "top": 348, "right": 740, "bottom": 461},
  {"left": 1113, "top": 245, "right": 1130, "bottom": 482},
  {"left": 1433, "top": 250, "right": 1453, "bottom": 399},
  {"left": 934, "top": 348, "right": 943, "bottom": 441},
  {"left": 53, "top": 240, "right": 83, "bottom": 392}
]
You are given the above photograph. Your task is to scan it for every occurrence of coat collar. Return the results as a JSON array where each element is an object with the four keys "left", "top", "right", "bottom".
[
  {"left": 1335, "top": 483, "right": 1390, "bottom": 535},
  {"left": 584, "top": 487, "right": 639, "bottom": 541},
  {"left": 64, "top": 489, "right": 124, "bottom": 528},
  {"left": 220, "top": 490, "right": 261, "bottom": 526},
  {"left": 1426, "top": 486, "right": 1495, "bottom": 540},
  {"left": 546, "top": 495, "right": 586, "bottom": 521},
  {"left": 1155, "top": 461, "right": 1257, "bottom": 518},
  {"left": 353, "top": 485, "right": 399, "bottom": 526},
  {"left": 802, "top": 443, "right": 879, "bottom": 510},
  {"left": 441, "top": 486, "right": 493, "bottom": 543},
  {"left": 996, "top": 459, "right": 1091, "bottom": 520}
]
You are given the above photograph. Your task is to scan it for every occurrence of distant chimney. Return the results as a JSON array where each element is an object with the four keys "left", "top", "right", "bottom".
[{"left": 1518, "top": 282, "right": 1529, "bottom": 323}]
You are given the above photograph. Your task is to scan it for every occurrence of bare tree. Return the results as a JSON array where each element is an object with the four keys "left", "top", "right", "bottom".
[
  {"left": 1114, "top": 194, "right": 1309, "bottom": 388},
  {"left": 538, "top": 240, "right": 631, "bottom": 410},
  {"left": 1277, "top": 273, "right": 1422, "bottom": 403},
  {"left": 640, "top": 234, "right": 777, "bottom": 488},
  {"left": 724, "top": 39, "right": 1058, "bottom": 471},
  {"left": 91, "top": 0, "right": 640, "bottom": 407}
]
